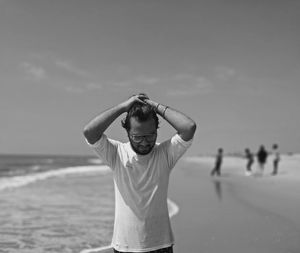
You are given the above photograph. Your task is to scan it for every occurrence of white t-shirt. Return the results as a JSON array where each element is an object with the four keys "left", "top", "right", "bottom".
[{"left": 87, "top": 133, "right": 193, "bottom": 252}]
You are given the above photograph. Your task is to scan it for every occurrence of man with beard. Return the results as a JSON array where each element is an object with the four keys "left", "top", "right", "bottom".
[{"left": 83, "top": 93, "right": 196, "bottom": 253}]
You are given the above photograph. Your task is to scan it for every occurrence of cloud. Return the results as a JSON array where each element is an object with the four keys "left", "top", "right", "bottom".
[
  {"left": 55, "top": 60, "right": 92, "bottom": 78},
  {"left": 111, "top": 76, "right": 160, "bottom": 88},
  {"left": 215, "top": 66, "right": 237, "bottom": 81},
  {"left": 63, "top": 82, "right": 103, "bottom": 94},
  {"left": 53, "top": 58, "right": 104, "bottom": 92},
  {"left": 195, "top": 76, "right": 213, "bottom": 89},
  {"left": 166, "top": 89, "right": 196, "bottom": 96},
  {"left": 21, "top": 62, "right": 47, "bottom": 81},
  {"left": 86, "top": 82, "right": 103, "bottom": 90},
  {"left": 111, "top": 80, "right": 133, "bottom": 88},
  {"left": 21, "top": 55, "right": 103, "bottom": 94},
  {"left": 109, "top": 73, "right": 213, "bottom": 97},
  {"left": 135, "top": 76, "right": 160, "bottom": 86},
  {"left": 64, "top": 86, "right": 84, "bottom": 93},
  {"left": 173, "top": 73, "right": 195, "bottom": 81},
  {"left": 167, "top": 74, "right": 213, "bottom": 97}
]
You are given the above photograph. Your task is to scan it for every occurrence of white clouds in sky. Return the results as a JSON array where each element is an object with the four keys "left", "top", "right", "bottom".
[
  {"left": 135, "top": 76, "right": 160, "bottom": 86},
  {"left": 111, "top": 75, "right": 160, "bottom": 88},
  {"left": 215, "top": 66, "right": 237, "bottom": 81},
  {"left": 20, "top": 55, "right": 103, "bottom": 93},
  {"left": 111, "top": 80, "right": 133, "bottom": 88},
  {"left": 109, "top": 72, "right": 214, "bottom": 97},
  {"left": 166, "top": 74, "right": 213, "bottom": 97},
  {"left": 213, "top": 65, "right": 259, "bottom": 94},
  {"left": 63, "top": 82, "right": 103, "bottom": 94},
  {"left": 55, "top": 60, "right": 93, "bottom": 79},
  {"left": 20, "top": 54, "right": 240, "bottom": 97},
  {"left": 165, "top": 65, "right": 244, "bottom": 97},
  {"left": 86, "top": 82, "right": 102, "bottom": 90},
  {"left": 64, "top": 86, "right": 84, "bottom": 94},
  {"left": 54, "top": 59, "right": 103, "bottom": 93},
  {"left": 21, "top": 62, "right": 47, "bottom": 81}
]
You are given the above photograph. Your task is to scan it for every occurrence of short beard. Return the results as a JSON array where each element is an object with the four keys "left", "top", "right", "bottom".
[{"left": 129, "top": 140, "right": 155, "bottom": 155}]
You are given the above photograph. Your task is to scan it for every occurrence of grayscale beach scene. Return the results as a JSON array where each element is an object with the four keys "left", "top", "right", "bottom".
[{"left": 1, "top": 1, "right": 300, "bottom": 253}]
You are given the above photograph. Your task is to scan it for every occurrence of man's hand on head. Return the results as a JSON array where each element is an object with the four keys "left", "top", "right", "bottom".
[
  {"left": 122, "top": 94, "right": 149, "bottom": 112},
  {"left": 137, "top": 93, "right": 149, "bottom": 101},
  {"left": 142, "top": 97, "right": 158, "bottom": 110}
]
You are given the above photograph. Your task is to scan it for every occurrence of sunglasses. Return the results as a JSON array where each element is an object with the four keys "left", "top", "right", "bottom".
[{"left": 129, "top": 133, "right": 157, "bottom": 143}]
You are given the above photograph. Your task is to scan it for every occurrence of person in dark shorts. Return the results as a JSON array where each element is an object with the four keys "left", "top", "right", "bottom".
[
  {"left": 244, "top": 148, "right": 254, "bottom": 176},
  {"left": 211, "top": 148, "right": 223, "bottom": 176}
]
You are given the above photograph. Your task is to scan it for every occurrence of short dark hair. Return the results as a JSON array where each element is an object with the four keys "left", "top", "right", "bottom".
[{"left": 121, "top": 103, "right": 159, "bottom": 131}]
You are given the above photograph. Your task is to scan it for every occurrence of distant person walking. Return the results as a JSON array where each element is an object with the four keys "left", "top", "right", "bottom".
[
  {"left": 211, "top": 148, "right": 223, "bottom": 176},
  {"left": 257, "top": 145, "right": 268, "bottom": 175},
  {"left": 244, "top": 148, "right": 254, "bottom": 176},
  {"left": 271, "top": 144, "right": 280, "bottom": 175}
]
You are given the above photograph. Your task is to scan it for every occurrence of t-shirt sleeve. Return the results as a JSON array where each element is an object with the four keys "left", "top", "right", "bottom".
[
  {"left": 160, "top": 134, "right": 193, "bottom": 170},
  {"left": 85, "top": 134, "right": 119, "bottom": 170}
]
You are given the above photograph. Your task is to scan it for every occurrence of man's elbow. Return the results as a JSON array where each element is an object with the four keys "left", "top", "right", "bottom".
[
  {"left": 189, "top": 121, "right": 197, "bottom": 136},
  {"left": 83, "top": 126, "right": 97, "bottom": 145},
  {"left": 83, "top": 126, "right": 90, "bottom": 140},
  {"left": 181, "top": 121, "right": 197, "bottom": 141}
]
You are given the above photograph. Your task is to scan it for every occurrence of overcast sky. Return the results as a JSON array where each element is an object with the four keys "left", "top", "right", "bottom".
[{"left": 1, "top": 0, "right": 300, "bottom": 156}]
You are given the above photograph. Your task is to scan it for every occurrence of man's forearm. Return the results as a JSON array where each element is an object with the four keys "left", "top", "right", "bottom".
[
  {"left": 83, "top": 103, "right": 126, "bottom": 144},
  {"left": 146, "top": 100, "right": 196, "bottom": 141}
]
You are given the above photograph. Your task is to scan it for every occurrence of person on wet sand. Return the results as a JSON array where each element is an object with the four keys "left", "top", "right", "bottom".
[
  {"left": 83, "top": 93, "right": 196, "bottom": 253},
  {"left": 244, "top": 148, "right": 254, "bottom": 176},
  {"left": 257, "top": 145, "right": 268, "bottom": 175},
  {"left": 272, "top": 144, "right": 280, "bottom": 175},
  {"left": 211, "top": 148, "right": 223, "bottom": 176}
]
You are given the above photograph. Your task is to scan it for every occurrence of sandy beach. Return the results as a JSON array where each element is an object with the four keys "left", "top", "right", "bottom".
[{"left": 168, "top": 155, "right": 300, "bottom": 253}]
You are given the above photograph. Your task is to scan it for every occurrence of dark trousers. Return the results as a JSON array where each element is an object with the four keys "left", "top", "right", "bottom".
[
  {"left": 113, "top": 246, "right": 173, "bottom": 253},
  {"left": 246, "top": 160, "right": 253, "bottom": 172},
  {"left": 211, "top": 163, "right": 221, "bottom": 176},
  {"left": 272, "top": 160, "right": 279, "bottom": 175}
]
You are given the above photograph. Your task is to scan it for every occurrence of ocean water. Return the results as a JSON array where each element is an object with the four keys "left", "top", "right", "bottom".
[{"left": 0, "top": 154, "right": 114, "bottom": 253}]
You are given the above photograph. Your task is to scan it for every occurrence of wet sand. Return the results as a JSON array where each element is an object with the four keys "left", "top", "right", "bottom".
[{"left": 169, "top": 155, "right": 300, "bottom": 253}]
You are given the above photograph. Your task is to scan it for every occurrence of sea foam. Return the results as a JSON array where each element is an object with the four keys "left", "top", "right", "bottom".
[{"left": 0, "top": 165, "right": 110, "bottom": 191}]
